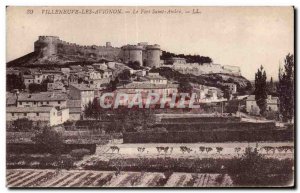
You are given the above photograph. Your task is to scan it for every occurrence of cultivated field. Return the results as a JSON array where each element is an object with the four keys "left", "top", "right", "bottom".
[{"left": 6, "top": 169, "right": 232, "bottom": 188}]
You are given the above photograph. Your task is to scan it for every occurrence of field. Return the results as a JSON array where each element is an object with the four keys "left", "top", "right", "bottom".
[
  {"left": 88, "top": 141, "right": 294, "bottom": 161},
  {"left": 6, "top": 169, "right": 232, "bottom": 187}
]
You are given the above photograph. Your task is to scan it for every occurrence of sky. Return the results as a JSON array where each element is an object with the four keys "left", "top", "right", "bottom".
[{"left": 6, "top": 6, "right": 294, "bottom": 80}]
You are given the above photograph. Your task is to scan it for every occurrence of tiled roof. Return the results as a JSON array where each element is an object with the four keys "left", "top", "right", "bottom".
[
  {"left": 70, "top": 65, "right": 83, "bottom": 70},
  {"left": 69, "top": 107, "right": 82, "bottom": 113},
  {"left": 6, "top": 93, "right": 17, "bottom": 105},
  {"left": 145, "top": 74, "right": 167, "bottom": 80},
  {"left": 18, "top": 92, "right": 68, "bottom": 101},
  {"left": 23, "top": 75, "right": 34, "bottom": 79},
  {"left": 69, "top": 84, "right": 96, "bottom": 91},
  {"left": 7, "top": 106, "right": 54, "bottom": 113}
]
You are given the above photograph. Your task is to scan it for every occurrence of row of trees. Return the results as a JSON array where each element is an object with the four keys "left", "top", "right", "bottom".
[
  {"left": 161, "top": 51, "right": 213, "bottom": 64},
  {"left": 254, "top": 54, "right": 294, "bottom": 122}
]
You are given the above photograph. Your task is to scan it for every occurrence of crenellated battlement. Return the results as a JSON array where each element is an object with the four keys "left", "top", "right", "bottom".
[
  {"left": 34, "top": 36, "right": 121, "bottom": 60},
  {"left": 33, "top": 36, "right": 161, "bottom": 66}
]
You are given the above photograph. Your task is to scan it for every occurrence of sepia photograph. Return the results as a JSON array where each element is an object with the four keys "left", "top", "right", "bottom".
[{"left": 5, "top": 6, "right": 295, "bottom": 188}]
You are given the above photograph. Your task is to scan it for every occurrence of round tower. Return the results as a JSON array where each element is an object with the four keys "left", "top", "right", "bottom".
[
  {"left": 34, "top": 36, "right": 59, "bottom": 57},
  {"left": 145, "top": 44, "right": 161, "bottom": 68},
  {"left": 121, "top": 45, "right": 144, "bottom": 66}
]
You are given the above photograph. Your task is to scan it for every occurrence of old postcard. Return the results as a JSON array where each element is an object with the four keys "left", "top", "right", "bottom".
[{"left": 6, "top": 6, "right": 294, "bottom": 188}]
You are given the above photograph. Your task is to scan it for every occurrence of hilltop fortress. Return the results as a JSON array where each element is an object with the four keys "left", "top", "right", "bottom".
[
  {"left": 34, "top": 36, "right": 161, "bottom": 67},
  {"left": 10, "top": 36, "right": 241, "bottom": 76}
]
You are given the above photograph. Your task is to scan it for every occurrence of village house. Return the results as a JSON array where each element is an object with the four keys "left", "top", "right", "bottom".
[
  {"left": 101, "top": 68, "right": 113, "bottom": 79},
  {"left": 70, "top": 65, "right": 83, "bottom": 73},
  {"left": 92, "top": 63, "right": 107, "bottom": 71},
  {"left": 145, "top": 73, "right": 168, "bottom": 84},
  {"left": 32, "top": 72, "right": 44, "bottom": 84},
  {"left": 86, "top": 71, "right": 102, "bottom": 80},
  {"left": 84, "top": 65, "right": 95, "bottom": 72},
  {"left": 61, "top": 67, "right": 70, "bottom": 75},
  {"left": 107, "top": 62, "right": 116, "bottom": 69},
  {"left": 115, "top": 81, "right": 179, "bottom": 105},
  {"left": 69, "top": 84, "right": 96, "bottom": 109},
  {"left": 6, "top": 106, "right": 69, "bottom": 126},
  {"left": 6, "top": 92, "right": 18, "bottom": 106},
  {"left": 223, "top": 83, "right": 237, "bottom": 94},
  {"left": 7, "top": 68, "right": 21, "bottom": 76},
  {"left": 246, "top": 95, "right": 279, "bottom": 115},
  {"left": 17, "top": 92, "right": 68, "bottom": 108},
  {"left": 192, "top": 84, "right": 223, "bottom": 103},
  {"left": 47, "top": 82, "right": 66, "bottom": 92},
  {"left": 23, "top": 75, "right": 35, "bottom": 88}
]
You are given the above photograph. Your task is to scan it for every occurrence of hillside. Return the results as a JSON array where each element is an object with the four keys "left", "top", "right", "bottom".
[
  {"left": 150, "top": 67, "right": 253, "bottom": 94},
  {"left": 7, "top": 52, "right": 105, "bottom": 67}
]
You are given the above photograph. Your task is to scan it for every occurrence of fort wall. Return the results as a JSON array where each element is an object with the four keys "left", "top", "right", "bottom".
[{"left": 34, "top": 36, "right": 122, "bottom": 61}]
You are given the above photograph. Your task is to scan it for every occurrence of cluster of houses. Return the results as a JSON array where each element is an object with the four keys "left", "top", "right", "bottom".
[{"left": 6, "top": 60, "right": 280, "bottom": 127}]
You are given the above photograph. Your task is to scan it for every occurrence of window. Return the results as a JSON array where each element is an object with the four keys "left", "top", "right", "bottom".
[
  {"left": 33, "top": 102, "right": 36, "bottom": 105},
  {"left": 47, "top": 101, "right": 49, "bottom": 104},
  {"left": 24, "top": 113, "right": 27, "bottom": 116},
  {"left": 12, "top": 113, "right": 14, "bottom": 116},
  {"left": 19, "top": 102, "right": 22, "bottom": 105},
  {"left": 36, "top": 113, "right": 39, "bottom": 116},
  {"left": 58, "top": 101, "right": 61, "bottom": 104}
]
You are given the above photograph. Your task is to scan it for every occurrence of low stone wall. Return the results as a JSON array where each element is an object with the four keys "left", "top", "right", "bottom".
[
  {"left": 156, "top": 122, "right": 277, "bottom": 131},
  {"left": 123, "top": 129, "right": 293, "bottom": 143},
  {"left": 7, "top": 143, "right": 97, "bottom": 154}
]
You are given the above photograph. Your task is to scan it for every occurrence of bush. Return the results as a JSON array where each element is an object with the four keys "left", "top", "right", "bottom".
[
  {"left": 11, "top": 118, "right": 33, "bottom": 132},
  {"left": 70, "top": 149, "right": 90, "bottom": 159},
  {"left": 265, "top": 110, "right": 278, "bottom": 120},
  {"left": 227, "top": 147, "right": 294, "bottom": 186},
  {"left": 32, "top": 127, "right": 64, "bottom": 155}
]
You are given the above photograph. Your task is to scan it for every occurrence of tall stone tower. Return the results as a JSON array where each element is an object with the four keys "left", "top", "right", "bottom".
[
  {"left": 145, "top": 44, "right": 161, "bottom": 68},
  {"left": 34, "top": 36, "right": 59, "bottom": 57},
  {"left": 121, "top": 45, "right": 144, "bottom": 66}
]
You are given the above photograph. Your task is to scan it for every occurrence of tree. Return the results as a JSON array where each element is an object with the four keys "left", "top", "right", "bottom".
[
  {"left": 254, "top": 65, "right": 268, "bottom": 115},
  {"left": 234, "top": 147, "right": 241, "bottom": 156},
  {"left": 223, "top": 87, "right": 231, "bottom": 101},
  {"left": 106, "top": 77, "right": 119, "bottom": 91},
  {"left": 127, "top": 61, "right": 143, "bottom": 70},
  {"left": 118, "top": 69, "right": 131, "bottom": 81},
  {"left": 278, "top": 54, "right": 294, "bottom": 122},
  {"left": 268, "top": 77, "right": 275, "bottom": 95},
  {"left": 199, "top": 146, "right": 205, "bottom": 153},
  {"left": 216, "top": 147, "right": 223, "bottom": 154},
  {"left": 178, "top": 78, "right": 193, "bottom": 94},
  {"left": 83, "top": 98, "right": 104, "bottom": 120},
  {"left": 6, "top": 74, "right": 26, "bottom": 91},
  {"left": 205, "top": 147, "right": 213, "bottom": 154},
  {"left": 11, "top": 118, "right": 33, "bottom": 132},
  {"left": 32, "top": 127, "right": 64, "bottom": 155},
  {"left": 84, "top": 101, "right": 94, "bottom": 119}
]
